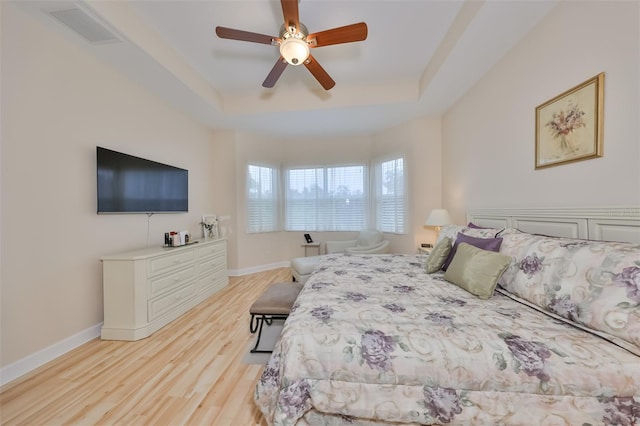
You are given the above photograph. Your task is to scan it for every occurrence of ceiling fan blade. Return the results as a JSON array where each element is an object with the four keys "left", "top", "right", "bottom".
[
  {"left": 281, "top": 0, "right": 300, "bottom": 32},
  {"left": 262, "top": 57, "right": 288, "bottom": 88},
  {"left": 308, "top": 22, "right": 368, "bottom": 47},
  {"left": 215, "top": 26, "right": 276, "bottom": 45},
  {"left": 304, "top": 54, "right": 335, "bottom": 90}
]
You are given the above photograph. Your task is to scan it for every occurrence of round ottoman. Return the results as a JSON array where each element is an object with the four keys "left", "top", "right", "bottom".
[{"left": 290, "top": 255, "right": 323, "bottom": 284}]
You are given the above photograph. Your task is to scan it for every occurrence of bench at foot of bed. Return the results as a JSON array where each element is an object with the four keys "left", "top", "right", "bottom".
[{"left": 249, "top": 282, "right": 303, "bottom": 353}]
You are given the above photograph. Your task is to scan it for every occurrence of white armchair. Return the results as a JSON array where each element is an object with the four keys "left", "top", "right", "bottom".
[{"left": 325, "top": 229, "right": 390, "bottom": 254}]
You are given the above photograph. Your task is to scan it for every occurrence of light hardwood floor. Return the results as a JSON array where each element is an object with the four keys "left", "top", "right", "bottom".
[{"left": 0, "top": 268, "right": 292, "bottom": 425}]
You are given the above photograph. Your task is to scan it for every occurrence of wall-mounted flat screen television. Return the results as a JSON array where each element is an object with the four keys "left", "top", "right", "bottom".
[{"left": 97, "top": 147, "right": 188, "bottom": 213}]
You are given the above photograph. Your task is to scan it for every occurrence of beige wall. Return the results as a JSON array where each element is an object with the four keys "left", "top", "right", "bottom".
[
  {"left": 211, "top": 129, "right": 238, "bottom": 270},
  {"left": 1, "top": 4, "right": 222, "bottom": 367},
  {"left": 233, "top": 131, "right": 291, "bottom": 272},
  {"left": 372, "top": 115, "right": 444, "bottom": 250},
  {"left": 442, "top": 1, "right": 640, "bottom": 224}
]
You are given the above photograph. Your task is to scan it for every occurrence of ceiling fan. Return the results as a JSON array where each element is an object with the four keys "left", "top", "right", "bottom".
[{"left": 215, "top": 0, "right": 367, "bottom": 90}]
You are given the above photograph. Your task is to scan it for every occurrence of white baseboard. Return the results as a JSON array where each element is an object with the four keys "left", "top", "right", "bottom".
[
  {"left": 0, "top": 323, "right": 102, "bottom": 388},
  {"left": 227, "top": 260, "right": 290, "bottom": 277}
]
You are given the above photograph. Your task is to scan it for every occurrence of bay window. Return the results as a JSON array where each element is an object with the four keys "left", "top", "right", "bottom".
[{"left": 285, "top": 165, "right": 366, "bottom": 231}]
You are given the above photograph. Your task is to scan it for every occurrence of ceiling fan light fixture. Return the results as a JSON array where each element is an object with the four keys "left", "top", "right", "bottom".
[{"left": 280, "top": 37, "right": 309, "bottom": 66}]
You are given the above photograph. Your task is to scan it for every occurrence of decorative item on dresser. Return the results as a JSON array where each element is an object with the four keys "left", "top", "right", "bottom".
[
  {"left": 101, "top": 238, "right": 227, "bottom": 341},
  {"left": 201, "top": 214, "right": 219, "bottom": 239}
]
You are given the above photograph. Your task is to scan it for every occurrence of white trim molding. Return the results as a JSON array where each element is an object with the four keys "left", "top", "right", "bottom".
[
  {"left": 467, "top": 206, "right": 640, "bottom": 243},
  {"left": 1, "top": 323, "right": 102, "bottom": 388},
  {"left": 227, "top": 260, "right": 290, "bottom": 277}
]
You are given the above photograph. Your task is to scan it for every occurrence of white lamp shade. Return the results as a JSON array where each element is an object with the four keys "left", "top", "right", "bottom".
[
  {"left": 425, "top": 209, "right": 453, "bottom": 227},
  {"left": 280, "top": 38, "right": 309, "bottom": 66}
]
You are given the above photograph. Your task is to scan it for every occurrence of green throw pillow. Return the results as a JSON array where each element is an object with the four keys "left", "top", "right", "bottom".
[
  {"left": 443, "top": 243, "right": 511, "bottom": 299},
  {"left": 425, "top": 237, "right": 452, "bottom": 273}
]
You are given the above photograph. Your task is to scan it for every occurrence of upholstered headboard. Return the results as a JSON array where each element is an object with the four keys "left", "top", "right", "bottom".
[{"left": 467, "top": 207, "right": 640, "bottom": 244}]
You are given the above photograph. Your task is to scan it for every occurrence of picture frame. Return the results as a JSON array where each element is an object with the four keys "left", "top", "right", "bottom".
[
  {"left": 201, "top": 214, "right": 219, "bottom": 240},
  {"left": 535, "top": 73, "right": 604, "bottom": 169}
]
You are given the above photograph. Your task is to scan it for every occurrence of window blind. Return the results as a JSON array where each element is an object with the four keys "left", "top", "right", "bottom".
[
  {"left": 247, "top": 164, "right": 279, "bottom": 233},
  {"left": 285, "top": 165, "right": 366, "bottom": 231},
  {"left": 375, "top": 157, "right": 406, "bottom": 233}
]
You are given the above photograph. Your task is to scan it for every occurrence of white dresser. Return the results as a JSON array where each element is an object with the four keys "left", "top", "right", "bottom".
[{"left": 101, "top": 238, "right": 228, "bottom": 341}]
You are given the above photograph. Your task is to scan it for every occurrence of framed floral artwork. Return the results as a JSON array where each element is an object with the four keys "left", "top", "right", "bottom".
[
  {"left": 535, "top": 73, "right": 604, "bottom": 169},
  {"left": 201, "top": 214, "right": 219, "bottom": 239}
]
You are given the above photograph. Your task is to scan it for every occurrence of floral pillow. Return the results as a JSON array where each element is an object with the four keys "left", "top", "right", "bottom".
[
  {"left": 437, "top": 225, "right": 467, "bottom": 245},
  {"left": 498, "top": 232, "right": 640, "bottom": 354}
]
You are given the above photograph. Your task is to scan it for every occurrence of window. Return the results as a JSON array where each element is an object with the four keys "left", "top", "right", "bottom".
[
  {"left": 247, "top": 158, "right": 405, "bottom": 234},
  {"left": 246, "top": 164, "right": 279, "bottom": 233},
  {"left": 285, "top": 165, "right": 366, "bottom": 231},
  {"left": 374, "top": 157, "right": 406, "bottom": 233}
]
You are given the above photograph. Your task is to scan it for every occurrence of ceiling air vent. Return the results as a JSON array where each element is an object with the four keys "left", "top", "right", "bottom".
[{"left": 48, "top": 7, "right": 121, "bottom": 44}]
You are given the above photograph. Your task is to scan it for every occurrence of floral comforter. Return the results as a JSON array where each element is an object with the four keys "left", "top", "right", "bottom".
[{"left": 255, "top": 254, "right": 640, "bottom": 426}]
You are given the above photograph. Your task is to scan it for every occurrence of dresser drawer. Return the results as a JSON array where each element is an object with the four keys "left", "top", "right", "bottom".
[
  {"left": 197, "top": 241, "right": 226, "bottom": 259},
  {"left": 148, "top": 265, "right": 198, "bottom": 298},
  {"left": 148, "top": 281, "right": 197, "bottom": 321},
  {"left": 198, "top": 252, "right": 226, "bottom": 275},
  {"left": 198, "top": 262, "right": 227, "bottom": 293},
  {"left": 148, "top": 250, "right": 196, "bottom": 276}
]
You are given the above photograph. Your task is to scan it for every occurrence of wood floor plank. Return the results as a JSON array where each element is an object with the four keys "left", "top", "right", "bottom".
[{"left": 0, "top": 268, "right": 290, "bottom": 425}]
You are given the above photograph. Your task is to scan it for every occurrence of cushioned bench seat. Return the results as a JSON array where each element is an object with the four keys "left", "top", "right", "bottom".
[{"left": 249, "top": 282, "right": 303, "bottom": 353}]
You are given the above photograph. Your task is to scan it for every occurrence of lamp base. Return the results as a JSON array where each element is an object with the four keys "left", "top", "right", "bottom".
[{"left": 435, "top": 225, "right": 442, "bottom": 243}]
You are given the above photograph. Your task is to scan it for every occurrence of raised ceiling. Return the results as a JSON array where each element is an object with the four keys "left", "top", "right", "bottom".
[{"left": 18, "top": 0, "right": 558, "bottom": 138}]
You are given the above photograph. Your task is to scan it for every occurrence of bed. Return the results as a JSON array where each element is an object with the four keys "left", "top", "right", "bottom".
[{"left": 255, "top": 207, "right": 640, "bottom": 425}]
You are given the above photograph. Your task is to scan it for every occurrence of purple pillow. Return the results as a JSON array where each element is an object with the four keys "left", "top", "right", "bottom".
[
  {"left": 467, "top": 222, "right": 489, "bottom": 229},
  {"left": 441, "top": 233, "right": 503, "bottom": 271}
]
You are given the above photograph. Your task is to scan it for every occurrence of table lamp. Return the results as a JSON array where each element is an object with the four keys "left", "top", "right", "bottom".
[{"left": 425, "top": 209, "right": 453, "bottom": 241}]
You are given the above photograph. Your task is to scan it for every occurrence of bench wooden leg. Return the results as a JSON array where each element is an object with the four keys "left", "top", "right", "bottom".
[{"left": 249, "top": 313, "right": 288, "bottom": 353}]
